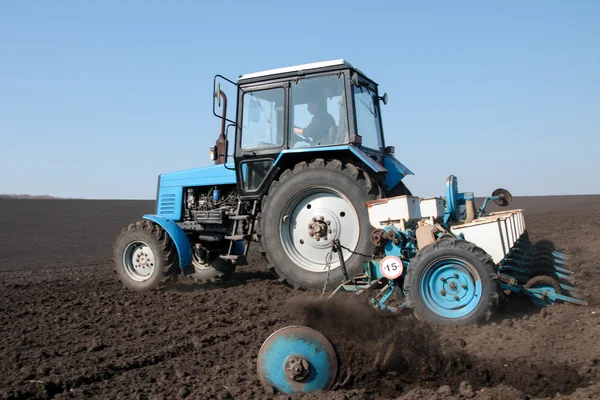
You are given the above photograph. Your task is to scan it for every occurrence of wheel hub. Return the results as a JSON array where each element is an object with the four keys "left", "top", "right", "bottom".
[
  {"left": 439, "top": 272, "right": 471, "bottom": 301},
  {"left": 284, "top": 355, "right": 311, "bottom": 381},
  {"left": 123, "top": 242, "right": 156, "bottom": 282},
  {"left": 308, "top": 216, "right": 331, "bottom": 241}
]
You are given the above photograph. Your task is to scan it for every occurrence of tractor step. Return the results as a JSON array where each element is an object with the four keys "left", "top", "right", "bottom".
[
  {"left": 225, "top": 234, "right": 250, "bottom": 240},
  {"left": 229, "top": 215, "right": 250, "bottom": 221}
]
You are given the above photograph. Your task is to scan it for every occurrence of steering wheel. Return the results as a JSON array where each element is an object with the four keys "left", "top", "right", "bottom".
[{"left": 293, "top": 131, "right": 313, "bottom": 144}]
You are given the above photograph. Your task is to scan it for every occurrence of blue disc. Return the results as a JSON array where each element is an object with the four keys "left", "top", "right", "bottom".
[{"left": 257, "top": 325, "right": 338, "bottom": 394}]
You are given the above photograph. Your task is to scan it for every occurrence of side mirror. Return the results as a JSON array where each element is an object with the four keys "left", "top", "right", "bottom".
[
  {"left": 385, "top": 145, "right": 395, "bottom": 155},
  {"left": 209, "top": 145, "right": 218, "bottom": 161},
  {"left": 214, "top": 83, "right": 222, "bottom": 107},
  {"left": 249, "top": 99, "right": 260, "bottom": 123},
  {"left": 379, "top": 93, "right": 388, "bottom": 105}
]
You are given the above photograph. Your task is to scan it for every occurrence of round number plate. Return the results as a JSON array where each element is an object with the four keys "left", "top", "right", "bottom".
[{"left": 379, "top": 256, "right": 404, "bottom": 279}]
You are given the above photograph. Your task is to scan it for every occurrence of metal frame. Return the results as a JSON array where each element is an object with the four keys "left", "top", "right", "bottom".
[{"left": 234, "top": 81, "right": 289, "bottom": 197}]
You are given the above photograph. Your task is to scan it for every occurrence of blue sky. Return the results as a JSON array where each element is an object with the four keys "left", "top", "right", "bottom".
[{"left": 1, "top": 1, "right": 598, "bottom": 199}]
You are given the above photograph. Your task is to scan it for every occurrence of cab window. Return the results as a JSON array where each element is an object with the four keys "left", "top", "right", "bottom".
[
  {"left": 241, "top": 88, "right": 285, "bottom": 150},
  {"left": 353, "top": 84, "right": 383, "bottom": 150}
]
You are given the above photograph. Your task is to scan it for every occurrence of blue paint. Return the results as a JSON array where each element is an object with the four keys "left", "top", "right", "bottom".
[
  {"left": 234, "top": 240, "right": 245, "bottom": 255},
  {"left": 526, "top": 284, "right": 559, "bottom": 307},
  {"left": 376, "top": 283, "right": 397, "bottom": 310},
  {"left": 159, "top": 163, "right": 236, "bottom": 188},
  {"left": 348, "top": 146, "right": 386, "bottom": 173},
  {"left": 155, "top": 163, "right": 235, "bottom": 220},
  {"left": 260, "top": 335, "right": 334, "bottom": 393},
  {"left": 383, "top": 154, "right": 414, "bottom": 190},
  {"left": 142, "top": 214, "right": 192, "bottom": 268},
  {"left": 156, "top": 186, "right": 183, "bottom": 219},
  {"left": 444, "top": 175, "right": 474, "bottom": 223},
  {"left": 382, "top": 226, "right": 404, "bottom": 257},
  {"left": 420, "top": 259, "right": 483, "bottom": 319}
]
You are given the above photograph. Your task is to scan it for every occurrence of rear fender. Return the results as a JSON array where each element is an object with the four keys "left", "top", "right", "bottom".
[
  {"left": 272, "top": 145, "right": 413, "bottom": 191},
  {"left": 143, "top": 214, "right": 192, "bottom": 268}
]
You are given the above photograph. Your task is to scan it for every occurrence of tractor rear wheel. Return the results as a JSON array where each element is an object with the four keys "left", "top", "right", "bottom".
[
  {"left": 260, "top": 158, "right": 382, "bottom": 290},
  {"left": 404, "top": 239, "right": 501, "bottom": 326},
  {"left": 113, "top": 220, "right": 179, "bottom": 292}
]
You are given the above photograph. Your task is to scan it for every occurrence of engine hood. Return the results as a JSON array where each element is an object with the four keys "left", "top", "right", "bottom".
[{"left": 159, "top": 163, "right": 237, "bottom": 188}]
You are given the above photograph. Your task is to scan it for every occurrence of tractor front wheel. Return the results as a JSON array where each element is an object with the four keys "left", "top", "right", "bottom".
[
  {"left": 404, "top": 239, "right": 500, "bottom": 325},
  {"left": 260, "top": 158, "right": 382, "bottom": 290},
  {"left": 112, "top": 220, "right": 179, "bottom": 292}
]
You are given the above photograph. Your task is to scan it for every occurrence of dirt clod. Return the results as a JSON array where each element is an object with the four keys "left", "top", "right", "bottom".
[{"left": 459, "top": 381, "right": 475, "bottom": 398}]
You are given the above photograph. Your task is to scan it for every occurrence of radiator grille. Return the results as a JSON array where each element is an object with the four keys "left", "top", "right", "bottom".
[{"left": 159, "top": 193, "right": 177, "bottom": 216}]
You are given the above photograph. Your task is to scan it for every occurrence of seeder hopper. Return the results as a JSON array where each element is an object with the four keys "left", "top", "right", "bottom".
[{"left": 257, "top": 175, "right": 587, "bottom": 394}]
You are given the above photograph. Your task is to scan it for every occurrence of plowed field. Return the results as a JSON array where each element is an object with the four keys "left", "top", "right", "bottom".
[{"left": 1, "top": 196, "right": 599, "bottom": 399}]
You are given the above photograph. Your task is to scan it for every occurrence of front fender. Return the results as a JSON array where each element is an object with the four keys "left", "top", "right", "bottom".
[
  {"left": 143, "top": 214, "right": 192, "bottom": 268},
  {"left": 383, "top": 154, "right": 413, "bottom": 190}
]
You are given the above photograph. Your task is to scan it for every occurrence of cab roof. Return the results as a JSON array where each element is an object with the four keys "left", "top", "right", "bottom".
[{"left": 237, "top": 59, "right": 374, "bottom": 85}]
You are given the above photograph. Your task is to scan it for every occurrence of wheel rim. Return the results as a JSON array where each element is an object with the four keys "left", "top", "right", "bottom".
[
  {"left": 420, "top": 256, "right": 483, "bottom": 319},
  {"left": 192, "top": 252, "right": 211, "bottom": 271},
  {"left": 280, "top": 187, "right": 360, "bottom": 273},
  {"left": 122, "top": 241, "right": 156, "bottom": 282}
]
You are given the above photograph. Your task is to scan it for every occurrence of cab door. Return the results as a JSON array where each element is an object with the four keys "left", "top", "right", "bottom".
[{"left": 234, "top": 82, "right": 289, "bottom": 200}]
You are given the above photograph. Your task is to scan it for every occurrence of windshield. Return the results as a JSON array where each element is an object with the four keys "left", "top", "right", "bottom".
[{"left": 353, "top": 83, "right": 383, "bottom": 150}]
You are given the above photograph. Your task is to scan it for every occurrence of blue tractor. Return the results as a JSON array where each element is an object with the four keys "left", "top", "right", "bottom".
[{"left": 112, "top": 60, "right": 413, "bottom": 291}]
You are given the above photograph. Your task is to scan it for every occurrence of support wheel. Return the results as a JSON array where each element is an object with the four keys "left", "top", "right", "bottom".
[
  {"left": 260, "top": 158, "right": 382, "bottom": 290},
  {"left": 404, "top": 239, "right": 500, "bottom": 326},
  {"left": 113, "top": 220, "right": 179, "bottom": 292}
]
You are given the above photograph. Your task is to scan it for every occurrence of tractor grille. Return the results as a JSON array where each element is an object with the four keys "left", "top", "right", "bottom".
[{"left": 158, "top": 193, "right": 177, "bottom": 216}]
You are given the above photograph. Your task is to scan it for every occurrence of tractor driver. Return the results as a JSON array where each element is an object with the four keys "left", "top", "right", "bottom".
[{"left": 293, "top": 100, "right": 336, "bottom": 145}]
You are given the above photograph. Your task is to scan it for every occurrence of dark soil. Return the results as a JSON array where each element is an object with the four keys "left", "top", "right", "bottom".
[{"left": 1, "top": 196, "right": 599, "bottom": 399}]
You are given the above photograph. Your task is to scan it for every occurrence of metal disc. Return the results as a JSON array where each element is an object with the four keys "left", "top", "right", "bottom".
[
  {"left": 492, "top": 188, "right": 512, "bottom": 207},
  {"left": 524, "top": 275, "right": 561, "bottom": 307},
  {"left": 257, "top": 325, "right": 338, "bottom": 394},
  {"left": 445, "top": 175, "right": 460, "bottom": 220}
]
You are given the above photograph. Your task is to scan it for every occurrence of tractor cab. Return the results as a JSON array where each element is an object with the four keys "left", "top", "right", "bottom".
[{"left": 212, "top": 60, "right": 397, "bottom": 199}]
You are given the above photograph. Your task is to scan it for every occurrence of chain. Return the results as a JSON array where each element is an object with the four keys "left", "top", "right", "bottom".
[
  {"left": 321, "top": 249, "right": 334, "bottom": 297},
  {"left": 321, "top": 242, "right": 373, "bottom": 297},
  {"left": 337, "top": 243, "right": 373, "bottom": 259}
]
